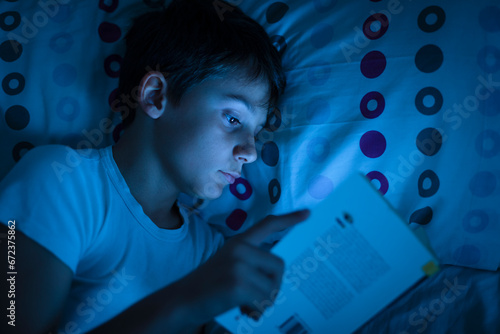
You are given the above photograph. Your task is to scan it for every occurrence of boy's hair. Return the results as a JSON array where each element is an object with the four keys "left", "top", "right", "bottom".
[{"left": 118, "top": 0, "right": 286, "bottom": 128}]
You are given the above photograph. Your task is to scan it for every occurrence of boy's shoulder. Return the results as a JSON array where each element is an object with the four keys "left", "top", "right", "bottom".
[{"left": 2, "top": 144, "right": 103, "bottom": 186}]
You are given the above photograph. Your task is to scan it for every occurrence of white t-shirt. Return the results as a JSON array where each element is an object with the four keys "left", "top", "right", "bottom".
[{"left": 0, "top": 145, "right": 225, "bottom": 333}]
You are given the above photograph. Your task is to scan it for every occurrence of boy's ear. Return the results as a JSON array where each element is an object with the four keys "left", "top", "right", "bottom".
[{"left": 138, "top": 71, "right": 168, "bottom": 119}]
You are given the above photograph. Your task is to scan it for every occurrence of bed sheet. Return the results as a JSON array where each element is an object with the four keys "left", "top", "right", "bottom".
[
  {"left": 1, "top": 0, "right": 499, "bottom": 332},
  {"left": 205, "top": 265, "right": 500, "bottom": 334},
  {"left": 2, "top": 0, "right": 499, "bottom": 270}
]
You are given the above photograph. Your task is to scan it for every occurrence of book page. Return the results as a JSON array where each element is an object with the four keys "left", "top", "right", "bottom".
[{"left": 216, "top": 173, "right": 439, "bottom": 334}]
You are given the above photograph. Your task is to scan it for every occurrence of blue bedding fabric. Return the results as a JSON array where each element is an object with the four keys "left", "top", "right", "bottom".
[{"left": 0, "top": 0, "right": 499, "bottom": 332}]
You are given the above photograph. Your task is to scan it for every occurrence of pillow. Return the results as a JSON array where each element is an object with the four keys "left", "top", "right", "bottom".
[{"left": 185, "top": 0, "right": 500, "bottom": 271}]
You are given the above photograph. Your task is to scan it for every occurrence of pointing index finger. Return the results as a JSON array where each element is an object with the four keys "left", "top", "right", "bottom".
[{"left": 241, "top": 209, "right": 311, "bottom": 246}]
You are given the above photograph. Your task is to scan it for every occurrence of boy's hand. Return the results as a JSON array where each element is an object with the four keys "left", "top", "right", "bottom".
[{"left": 179, "top": 209, "right": 311, "bottom": 325}]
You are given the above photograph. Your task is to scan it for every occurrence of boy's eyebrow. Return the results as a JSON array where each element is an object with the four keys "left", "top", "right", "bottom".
[
  {"left": 223, "top": 93, "right": 256, "bottom": 114},
  {"left": 222, "top": 93, "right": 269, "bottom": 128}
]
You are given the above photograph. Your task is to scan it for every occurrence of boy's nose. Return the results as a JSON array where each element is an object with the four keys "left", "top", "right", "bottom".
[{"left": 234, "top": 136, "right": 257, "bottom": 164}]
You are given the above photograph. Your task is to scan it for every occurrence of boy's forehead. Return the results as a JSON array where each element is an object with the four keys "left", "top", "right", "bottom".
[{"left": 213, "top": 72, "right": 271, "bottom": 107}]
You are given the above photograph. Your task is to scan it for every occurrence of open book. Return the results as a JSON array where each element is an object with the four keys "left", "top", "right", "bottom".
[{"left": 216, "top": 173, "right": 440, "bottom": 334}]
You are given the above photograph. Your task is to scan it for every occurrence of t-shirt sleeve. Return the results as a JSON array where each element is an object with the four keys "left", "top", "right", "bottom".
[{"left": 0, "top": 145, "right": 98, "bottom": 273}]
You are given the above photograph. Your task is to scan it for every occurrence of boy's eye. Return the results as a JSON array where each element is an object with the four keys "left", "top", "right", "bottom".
[{"left": 225, "top": 113, "right": 241, "bottom": 126}]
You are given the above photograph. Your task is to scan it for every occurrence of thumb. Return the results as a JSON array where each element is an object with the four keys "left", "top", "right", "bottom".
[{"left": 239, "top": 209, "right": 310, "bottom": 246}]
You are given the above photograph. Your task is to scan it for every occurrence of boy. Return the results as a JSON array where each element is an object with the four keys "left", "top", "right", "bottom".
[{"left": 0, "top": 0, "right": 310, "bottom": 333}]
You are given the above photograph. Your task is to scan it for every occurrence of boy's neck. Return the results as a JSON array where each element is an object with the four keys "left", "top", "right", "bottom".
[{"left": 111, "top": 137, "right": 183, "bottom": 230}]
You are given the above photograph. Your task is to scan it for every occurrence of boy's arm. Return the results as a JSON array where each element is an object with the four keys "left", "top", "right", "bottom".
[
  {"left": 90, "top": 209, "right": 310, "bottom": 334},
  {"left": 0, "top": 222, "right": 74, "bottom": 334},
  {"left": 0, "top": 210, "right": 309, "bottom": 334}
]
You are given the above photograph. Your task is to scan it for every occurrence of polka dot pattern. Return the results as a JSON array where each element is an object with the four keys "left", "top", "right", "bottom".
[
  {"left": 416, "top": 127, "right": 443, "bottom": 156},
  {"left": 409, "top": 206, "right": 433, "bottom": 225},
  {"left": 5, "top": 105, "right": 30, "bottom": 130},
  {"left": 0, "top": 11, "right": 21, "bottom": 31},
  {"left": 478, "top": 5, "right": 500, "bottom": 32},
  {"left": 366, "top": 171, "right": 389, "bottom": 195},
  {"left": 360, "top": 91, "right": 385, "bottom": 119},
  {"left": 360, "top": 130, "right": 386, "bottom": 158},
  {"left": 415, "top": 87, "right": 443, "bottom": 115},
  {"left": 2, "top": 0, "right": 499, "bottom": 272},
  {"left": 462, "top": 210, "right": 489, "bottom": 234},
  {"left": 229, "top": 178, "right": 253, "bottom": 200},
  {"left": 469, "top": 171, "right": 496, "bottom": 198},
  {"left": 49, "top": 32, "right": 74, "bottom": 53},
  {"left": 98, "top": 22, "right": 122, "bottom": 43},
  {"left": 0, "top": 40, "right": 22, "bottom": 62},
  {"left": 12, "top": 141, "right": 34, "bottom": 162},
  {"left": 261, "top": 141, "right": 279, "bottom": 167},
  {"left": 415, "top": 44, "right": 443, "bottom": 73},
  {"left": 361, "top": 51, "right": 386, "bottom": 78},
  {"left": 225, "top": 209, "right": 247, "bottom": 231},
  {"left": 2, "top": 72, "right": 25, "bottom": 96},
  {"left": 308, "top": 175, "right": 334, "bottom": 200},
  {"left": 266, "top": 2, "right": 288, "bottom": 24}
]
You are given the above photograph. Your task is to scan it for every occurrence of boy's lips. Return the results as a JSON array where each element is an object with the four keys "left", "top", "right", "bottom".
[{"left": 220, "top": 171, "right": 241, "bottom": 184}]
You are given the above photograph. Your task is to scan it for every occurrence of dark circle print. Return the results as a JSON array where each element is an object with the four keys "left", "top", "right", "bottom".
[
  {"left": 415, "top": 87, "right": 443, "bottom": 115},
  {"left": 361, "top": 51, "right": 386, "bottom": 79},
  {"left": 415, "top": 44, "right": 443, "bottom": 73},
  {"left": 99, "top": 0, "right": 119, "bottom": 13},
  {"left": 360, "top": 91, "right": 385, "bottom": 119},
  {"left": 261, "top": 141, "right": 279, "bottom": 167},
  {"left": 12, "top": 141, "right": 34, "bottom": 162},
  {"left": 475, "top": 129, "right": 500, "bottom": 158},
  {"left": 229, "top": 178, "right": 253, "bottom": 201},
  {"left": 98, "top": 22, "right": 122, "bottom": 43},
  {"left": 104, "top": 54, "right": 122, "bottom": 78},
  {"left": 363, "top": 13, "right": 389, "bottom": 40},
  {"left": 416, "top": 127, "right": 443, "bottom": 156},
  {"left": 266, "top": 2, "right": 289, "bottom": 24},
  {"left": 268, "top": 178, "right": 281, "bottom": 204},
  {"left": 57, "top": 96, "right": 80, "bottom": 121},
  {"left": 462, "top": 210, "right": 489, "bottom": 234},
  {"left": 49, "top": 32, "right": 74, "bottom": 53},
  {"left": 5, "top": 105, "right": 30, "bottom": 130},
  {"left": 0, "top": 40, "right": 22, "bottom": 62},
  {"left": 0, "top": 11, "right": 21, "bottom": 31},
  {"left": 360, "top": 130, "right": 386, "bottom": 158},
  {"left": 366, "top": 171, "right": 389, "bottom": 195},
  {"left": 2, "top": 72, "right": 25, "bottom": 95},
  {"left": 469, "top": 171, "right": 496, "bottom": 197},
  {"left": 270, "top": 35, "right": 287, "bottom": 57},
  {"left": 409, "top": 206, "right": 433, "bottom": 225},
  {"left": 143, "top": 0, "right": 165, "bottom": 8},
  {"left": 478, "top": 6, "right": 500, "bottom": 32},
  {"left": 477, "top": 45, "right": 500, "bottom": 73},
  {"left": 225, "top": 209, "right": 247, "bottom": 231},
  {"left": 264, "top": 107, "right": 283, "bottom": 132},
  {"left": 307, "top": 137, "right": 330, "bottom": 163},
  {"left": 418, "top": 169, "right": 440, "bottom": 197},
  {"left": 418, "top": 6, "right": 446, "bottom": 33}
]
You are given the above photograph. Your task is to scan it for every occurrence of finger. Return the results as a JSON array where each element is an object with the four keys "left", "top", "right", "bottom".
[
  {"left": 237, "top": 269, "right": 280, "bottom": 321},
  {"left": 241, "top": 209, "right": 310, "bottom": 246},
  {"left": 232, "top": 242, "right": 285, "bottom": 278}
]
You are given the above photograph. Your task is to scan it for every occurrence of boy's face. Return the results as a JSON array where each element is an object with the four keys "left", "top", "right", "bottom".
[{"left": 153, "top": 70, "right": 270, "bottom": 200}]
